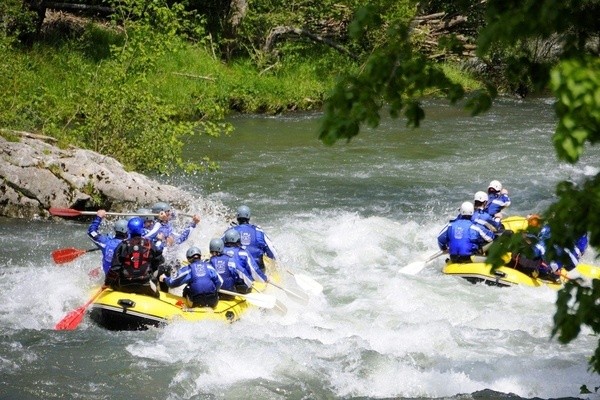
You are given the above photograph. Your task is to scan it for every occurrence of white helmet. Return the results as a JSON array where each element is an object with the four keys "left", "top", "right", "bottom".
[
  {"left": 488, "top": 180, "right": 502, "bottom": 192},
  {"left": 460, "top": 201, "right": 474, "bottom": 216},
  {"left": 474, "top": 191, "right": 488, "bottom": 203}
]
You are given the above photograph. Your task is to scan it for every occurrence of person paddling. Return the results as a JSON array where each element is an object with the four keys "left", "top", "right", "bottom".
[
  {"left": 105, "top": 217, "right": 164, "bottom": 298},
  {"left": 223, "top": 229, "right": 268, "bottom": 283},
  {"left": 472, "top": 191, "right": 503, "bottom": 235},
  {"left": 437, "top": 201, "right": 494, "bottom": 263},
  {"left": 159, "top": 246, "right": 223, "bottom": 308},
  {"left": 87, "top": 209, "right": 128, "bottom": 275},
  {"left": 208, "top": 238, "right": 253, "bottom": 299},
  {"left": 144, "top": 201, "right": 201, "bottom": 282},
  {"left": 144, "top": 202, "right": 201, "bottom": 248},
  {"left": 485, "top": 180, "right": 511, "bottom": 218},
  {"left": 227, "top": 205, "right": 276, "bottom": 272}
]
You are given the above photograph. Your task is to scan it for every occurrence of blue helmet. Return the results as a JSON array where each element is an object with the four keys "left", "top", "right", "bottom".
[{"left": 128, "top": 217, "right": 144, "bottom": 236}]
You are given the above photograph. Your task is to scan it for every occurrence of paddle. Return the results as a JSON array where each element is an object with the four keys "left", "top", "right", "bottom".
[
  {"left": 219, "top": 289, "right": 277, "bottom": 309},
  {"left": 55, "top": 286, "right": 106, "bottom": 330},
  {"left": 49, "top": 207, "right": 157, "bottom": 218},
  {"left": 398, "top": 250, "right": 446, "bottom": 275},
  {"left": 252, "top": 286, "right": 287, "bottom": 315},
  {"left": 52, "top": 247, "right": 100, "bottom": 264},
  {"left": 267, "top": 281, "right": 310, "bottom": 305},
  {"left": 285, "top": 269, "right": 323, "bottom": 294}
]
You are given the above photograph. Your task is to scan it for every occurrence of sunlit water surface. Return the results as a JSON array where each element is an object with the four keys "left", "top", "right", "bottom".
[{"left": 1, "top": 97, "right": 599, "bottom": 399}]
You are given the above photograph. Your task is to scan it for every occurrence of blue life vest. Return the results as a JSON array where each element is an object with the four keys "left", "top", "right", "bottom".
[
  {"left": 486, "top": 192, "right": 511, "bottom": 215},
  {"left": 472, "top": 209, "right": 500, "bottom": 233},
  {"left": 210, "top": 253, "right": 239, "bottom": 291},
  {"left": 233, "top": 224, "right": 262, "bottom": 264},
  {"left": 188, "top": 260, "right": 219, "bottom": 296},
  {"left": 101, "top": 237, "right": 123, "bottom": 275},
  {"left": 446, "top": 218, "right": 477, "bottom": 257}
]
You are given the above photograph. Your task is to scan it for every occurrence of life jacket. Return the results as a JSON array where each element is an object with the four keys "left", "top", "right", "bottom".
[
  {"left": 102, "top": 237, "right": 124, "bottom": 275},
  {"left": 188, "top": 261, "right": 218, "bottom": 295},
  {"left": 447, "top": 218, "right": 477, "bottom": 257},
  {"left": 234, "top": 224, "right": 263, "bottom": 264},
  {"left": 210, "top": 253, "right": 238, "bottom": 291},
  {"left": 121, "top": 236, "right": 153, "bottom": 282}
]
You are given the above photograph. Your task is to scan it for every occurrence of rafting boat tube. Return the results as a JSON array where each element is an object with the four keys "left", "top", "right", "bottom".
[
  {"left": 89, "top": 258, "right": 277, "bottom": 330},
  {"left": 499, "top": 215, "right": 529, "bottom": 232},
  {"left": 89, "top": 288, "right": 253, "bottom": 330},
  {"left": 442, "top": 261, "right": 600, "bottom": 289}
]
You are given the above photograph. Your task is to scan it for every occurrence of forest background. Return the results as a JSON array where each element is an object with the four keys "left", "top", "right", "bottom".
[{"left": 1, "top": 0, "right": 599, "bottom": 380}]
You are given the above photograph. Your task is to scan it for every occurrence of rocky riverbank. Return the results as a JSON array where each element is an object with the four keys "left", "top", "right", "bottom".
[{"left": 0, "top": 132, "right": 194, "bottom": 219}]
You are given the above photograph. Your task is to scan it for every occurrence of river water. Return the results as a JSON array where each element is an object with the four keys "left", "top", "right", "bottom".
[{"left": 1, "top": 97, "right": 599, "bottom": 399}]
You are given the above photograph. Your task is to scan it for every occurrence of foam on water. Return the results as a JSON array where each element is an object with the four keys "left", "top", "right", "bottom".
[{"left": 2, "top": 98, "right": 600, "bottom": 399}]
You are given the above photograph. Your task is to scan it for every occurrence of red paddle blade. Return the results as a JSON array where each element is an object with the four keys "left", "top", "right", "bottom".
[
  {"left": 54, "top": 307, "right": 87, "bottom": 330},
  {"left": 55, "top": 287, "right": 105, "bottom": 330},
  {"left": 52, "top": 248, "right": 87, "bottom": 264},
  {"left": 49, "top": 207, "right": 83, "bottom": 217}
]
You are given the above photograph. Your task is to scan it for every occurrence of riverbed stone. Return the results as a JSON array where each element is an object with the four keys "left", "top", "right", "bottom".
[{"left": 0, "top": 134, "right": 193, "bottom": 219}]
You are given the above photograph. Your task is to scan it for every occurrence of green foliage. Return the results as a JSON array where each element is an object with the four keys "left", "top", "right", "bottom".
[
  {"left": 348, "top": 1, "right": 416, "bottom": 52},
  {"left": 319, "top": 15, "right": 465, "bottom": 145},
  {"left": 551, "top": 57, "right": 600, "bottom": 163},
  {"left": 0, "top": 1, "right": 346, "bottom": 174},
  {"left": 554, "top": 281, "right": 600, "bottom": 372},
  {"left": 0, "top": 0, "right": 38, "bottom": 44}
]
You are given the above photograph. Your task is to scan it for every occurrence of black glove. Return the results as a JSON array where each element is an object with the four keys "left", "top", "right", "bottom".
[{"left": 158, "top": 264, "right": 171, "bottom": 277}]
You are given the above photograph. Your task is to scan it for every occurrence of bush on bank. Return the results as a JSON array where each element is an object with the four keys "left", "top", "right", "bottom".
[{"left": 0, "top": 0, "right": 480, "bottom": 174}]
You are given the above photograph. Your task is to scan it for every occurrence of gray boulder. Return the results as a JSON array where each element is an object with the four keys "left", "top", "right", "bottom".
[{"left": 0, "top": 133, "right": 194, "bottom": 219}]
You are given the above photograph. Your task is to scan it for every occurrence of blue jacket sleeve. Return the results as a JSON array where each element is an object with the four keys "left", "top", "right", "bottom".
[
  {"left": 165, "top": 265, "right": 192, "bottom": 288},
  {"left": 437, "top": 224, "right": 449, "bottom": 251},
  {"left": 241, "top": 250, "right": 267, "bottom": 282},
  {"left": 209, "top": 266, "right": 223, "bottom": 290},
  {"left": 143, "top": 221, "right": 161, "bottom": 240},
  {"left": 88, "top": 216, "right": 109, "bottom": 248},
  {"left": 256, "top": 229, "right": 276, "bottom": 259},
  {"left": 175, "top": 223, "right": 197, "bottom": 245}
]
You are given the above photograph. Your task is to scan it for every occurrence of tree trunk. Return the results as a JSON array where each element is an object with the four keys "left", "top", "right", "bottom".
[{"left": 263, "top": 25, "right": 358, "bottom": 61}]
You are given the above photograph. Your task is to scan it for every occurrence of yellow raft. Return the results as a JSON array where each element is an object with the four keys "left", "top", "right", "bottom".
[
  {"left": 90, "top": 258, "right": 276, "bottom": 330},
  {"left": 499, "top": 215, "right": 529, "bottom": 232},
  {"left": 442, "top": 262, "right": 600, "bottom": 289},
  {"left": 89, "top": 288, "right": 255, "bottom": 330},
  {"left": 441, "top": 215, "right": 600, "bottom": 288}
]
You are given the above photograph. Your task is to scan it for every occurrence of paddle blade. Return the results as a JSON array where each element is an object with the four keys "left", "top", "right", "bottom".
[
  {"left": 273, "top": 299, "right": 288, "bottom": 316},
  {"left": 242, "top": 292, "right": 277, "bottom": 309},
  {"left": 219, "top": 289, "right": 276, "bottom": 309},
  {"left": 399, "top": 250, "right": 445, "bottom": 275},
  {"left": 398, "top": 261, "right": 426, "bottom": 275},
  {"left": 54, "top": 306, "right": 87, "bottom": 330},
  {"left": 49, "top": 207, "right": 83, "bottom": 217},
  {"left": 268, "top": 281, "right": 309, "bottom": 305},
  {"left": 293, "top": 273, "right": 323, "bottom": 294},
  {"left": 55, "top": 287, "right": 105, "bottom": 330},
  {"left": 52, "top": 248, "right": 88, "bottom": 264}
]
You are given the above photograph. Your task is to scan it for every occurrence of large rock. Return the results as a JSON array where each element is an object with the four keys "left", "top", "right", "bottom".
[{"left": 0, "top": 133, "right": 194, "bottom": 219}]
